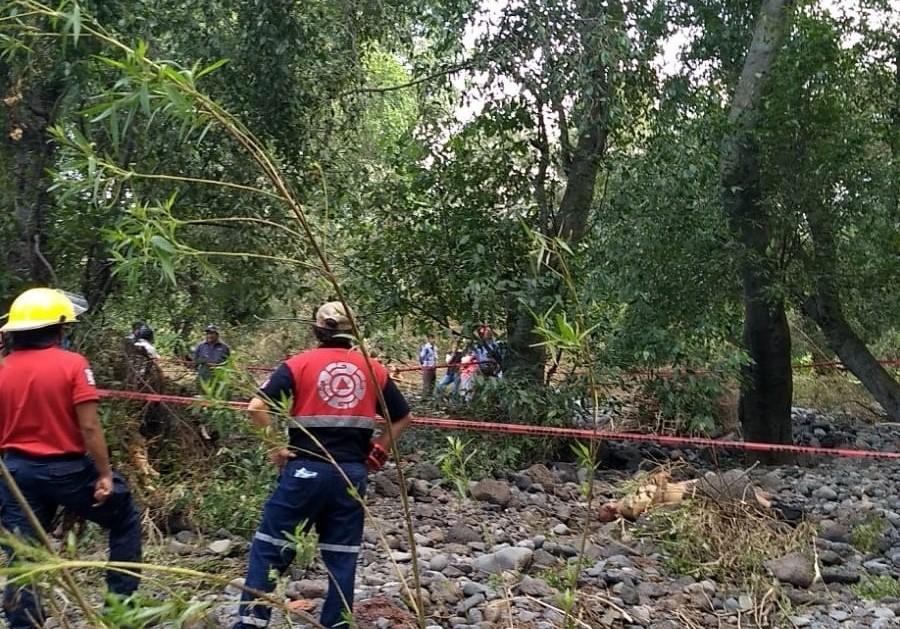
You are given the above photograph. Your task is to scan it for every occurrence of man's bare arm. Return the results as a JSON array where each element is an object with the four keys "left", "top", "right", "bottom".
[
  {"left": 75, "top": 402, "right": 113, "bottom": 503},
  {"left": 248, "top": 396, "right": 273, "bottom": 432},
  {"left": 373, "top": 414, "right": 413, "bottom": 452},
  {"left": 248, "top": 396, "right": 295, "bottom": 468}
]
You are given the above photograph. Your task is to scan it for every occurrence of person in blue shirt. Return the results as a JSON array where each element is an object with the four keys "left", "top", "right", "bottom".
[{"left": 192, "top": 324, "right": 231, "bottom": 383}]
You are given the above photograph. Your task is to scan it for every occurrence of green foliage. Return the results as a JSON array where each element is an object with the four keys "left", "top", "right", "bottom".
[
  {"left": 189, "top": 444, "right": 275, "bottom": 537},
  {"left": 284, "top": 521, "right": 320, "bottom": 571},
  {"left": 467, "top": 377, "right": 582, "bottom": 427},
  {"left": 850, "top": 516, "right": 888, "bottom": 554},
  {"left": 641, "top": 371, "right": 734, "bottom": 435},
  {"left": 99, "top": 593, "right": 209, "bottom": 629},
  {"left": 435, "top": 435, "right": 476, "bottom": 498},
  {"left": 852, "top": 576, "right": 900, "bottom": 601}
]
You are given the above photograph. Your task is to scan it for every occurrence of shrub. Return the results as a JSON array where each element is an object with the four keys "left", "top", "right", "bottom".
[
  {"left": 850, "top": 516, "right": 888, "bottom": 554},
  {"left": 852, "top": 576, "right": 900, "bottom": 600}
]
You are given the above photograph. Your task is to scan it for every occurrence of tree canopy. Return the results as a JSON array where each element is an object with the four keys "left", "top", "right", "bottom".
[{"left": 2, "top": 0, "right": 899, "bottom": 433}]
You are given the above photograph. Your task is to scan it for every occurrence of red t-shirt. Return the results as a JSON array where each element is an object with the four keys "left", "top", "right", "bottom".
[{"left": 0, "top": 347, "right": 99, "bottom": 456}]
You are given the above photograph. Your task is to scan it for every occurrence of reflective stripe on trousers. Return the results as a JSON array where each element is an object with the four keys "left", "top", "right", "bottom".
[{"left": 235, "top": 459, "right": 367, "bottom": 629}]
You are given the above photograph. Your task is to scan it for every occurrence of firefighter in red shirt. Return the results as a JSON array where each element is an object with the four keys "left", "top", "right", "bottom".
[
  {"left": 235, "top": 302, "right": 413, "bottom": 629},
  {"left": 0, "top": 288, "right": 142, "bottom": 628}
]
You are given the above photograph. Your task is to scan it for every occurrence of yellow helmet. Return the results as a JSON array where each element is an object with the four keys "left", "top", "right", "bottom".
[{"left": 1, "top": 288, "right": 79, "bottom": 332}]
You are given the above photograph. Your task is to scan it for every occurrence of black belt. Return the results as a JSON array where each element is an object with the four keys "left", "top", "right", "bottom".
[{"left": 0, "top": 449, "right": 86, "bottom": 462}]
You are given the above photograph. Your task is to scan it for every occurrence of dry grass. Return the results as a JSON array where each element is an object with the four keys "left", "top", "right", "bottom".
[
  {"left": 792, "top": 371, "right": 884, "bottom": 419},
  {"left": 631, "top": 497, "right": 815, "bottom": 627},
  {"left": 635, "top": 497, "right": 815, "bottom": 585}
]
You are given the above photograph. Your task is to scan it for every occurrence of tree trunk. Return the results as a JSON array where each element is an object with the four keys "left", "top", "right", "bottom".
[
  {"left": 720, "top": 0, "right": 794, "bottom": 449},
  {"left": 505, "top": 296, "right": 546, "bottom": 381},
  {"left": 802, "top": 293, "right": 900, "bottom": 419},
  {"left": 800, "top": 194, "right": 900, "bottom": 419},
  {"left": 1, "top": 66, "right": 63, "bottom": 285},
  {"left": 506, "top": 0, "right": 616, "bottom": 379}
]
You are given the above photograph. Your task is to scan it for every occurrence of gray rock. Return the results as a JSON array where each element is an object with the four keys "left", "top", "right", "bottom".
[
  {"left": 764, "top": 553, "right": 815, "bottom": 588},
  {"left": 542, "top": 541, "right": 578, "bottom": 557},
  {"left": 412, "top": 463, "right": 442, "bottom": 481},
  {"left": 286, "top": 579, "right": 328, "bottom": 599},
  {"left": 864, "top": 559, "right": 892, "bottom": 575},
  {"left": 696, "top": 470, "right": 756, "bottom": 502},
  {"left": 174, "top": 530, "right": 198, "bottom": 544},
  {"left": 532, "top": 548, "right": 559, "bottom": 568},
  {"left": 429, "top": 554, "right": 450, "bottom": 572},
  {"left": 225, "top": 577, "right": 244, "bottom": 597},
  {"left": 612, "top": 581, "right": 639, "bottom": 606},
  {"left": 447, "top": 524, "right": 482, "bottom": 544},
  {"left": 522, "top": 464, "right": 556, "bottom": 488},
  {"left": 821, "top": 568, "right": 860, "bottom": 584},
  {"left": 473, "top": 547, "right": 533, "bottom": 574},
  {"left": 207, "top": 539, "right": 234, "bottom": 556},
  {"left": 819, "top": 523, "right": 851, "bottom": 543},
  {"left": 471, "top": 479, "right": 512, "bottom": 507},
  {"left": 456, "top": 593, "right": 484, "bottom": 614},
  {"left": 818, "top": 549, "right": 843, "bottom": 566},
  {"left": 874, "top": 607, "right": 896, "bottom": 619},
  {"left": 166, "top": 539, "right": 194, "bottom": 556},
  {"left": 409, "top": 479, "right": 431, "bottom": 497},
  {"left": 518, "top": 576, "right": 556, "bottom": 597},
  {"left": 829, "top": 610, "right": 850, "bottom": 622},
  {"left": 373, "top": 475, "right": 401, "bottom": 498},
  {"left": 813, "top": 486, "right": 839, "bottom": 501}
]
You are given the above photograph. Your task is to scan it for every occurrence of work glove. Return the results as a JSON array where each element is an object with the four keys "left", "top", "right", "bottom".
[{"left": 367, "top": 442, "right": 389, "bottom": 472}]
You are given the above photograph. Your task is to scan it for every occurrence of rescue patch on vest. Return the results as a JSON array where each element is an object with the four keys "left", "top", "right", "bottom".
[{"left": 317, "top": 361, "right": 366, "bottom": 410}]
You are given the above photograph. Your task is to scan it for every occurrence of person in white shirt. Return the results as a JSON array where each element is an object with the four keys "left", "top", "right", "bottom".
[
  {"left": 133, "top": 325, "right": 160, "bottom": 360},
  {"left": 418, "top": 334, "right": 437, "bottom": 397}
]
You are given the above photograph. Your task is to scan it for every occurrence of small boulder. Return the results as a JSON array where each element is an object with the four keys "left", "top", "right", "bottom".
[
  {"left": 286, "top": 579, "right": 328, "bottom": 600},
  {"left": 373, "top": 475, "right": 401, "bottom": 498},
  {"left": 473, "top": 547, "right": 533, "bottom": 574},
  {"left": 517, "top": 576, "right": 556, "bottom": 598},
  {"left": 471, "top": 479, "right": 512, "bottom": 507},
  {"left": 818, "top": 523, "right": 850, "bottom": 544},
  {"left": 166, "top": 539, "right": 194, "bottom": 556},
  {"left": 764, "top": 553, "right": 815, "bottom": 588},
  {"left": 411, "top": 463, "right": 442, "bottom": 481},
  {"left": 813, "top": 486, "right": 838, "bottom": 501},
  {"left": 522, "top": 464, "right": 556, "bottom": 488},
  {"left": 447, "top": 524, "right": 482, "bottom": 544},
  {"left": 207, "top": 539, "right": 234, "bottom": 556}
]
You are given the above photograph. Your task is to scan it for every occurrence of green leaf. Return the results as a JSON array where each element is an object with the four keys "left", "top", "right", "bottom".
[
  {"left": 150, "top": 235, "right": 176, "bottom": 254},
  {"left": 69, "top": 3, "right": 81, "bottom": 46},
  {"left": 195, "top": 58, "right": 230, "bottom": 79},
  {"left": 138, "top": 83, "right": 151, "bottom": 115}
]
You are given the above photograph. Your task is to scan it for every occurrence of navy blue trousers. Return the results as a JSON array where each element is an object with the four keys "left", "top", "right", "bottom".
[
  {"left": 0, "top": 452, "right": 142, "bottom": 628},
  {"left": 235, "top": 459, "right": 367, "bottom": 629}
]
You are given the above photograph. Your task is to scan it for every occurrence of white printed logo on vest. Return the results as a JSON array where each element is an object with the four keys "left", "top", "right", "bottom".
[
  {"left": 84, "top": 369, "right": 96, "bottom": 386},
  {"left": 317, "top": 362, "right": 366, "bottom": 410}
]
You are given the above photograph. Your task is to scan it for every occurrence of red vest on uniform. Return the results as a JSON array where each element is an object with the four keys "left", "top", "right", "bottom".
[{"left": 284, "top": 347, "right": 389, "bottom": 432}]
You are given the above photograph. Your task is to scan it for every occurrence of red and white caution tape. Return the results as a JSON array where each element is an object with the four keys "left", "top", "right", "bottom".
[{"left": 97, "top": 388, "right": 900, "bottom": 461}]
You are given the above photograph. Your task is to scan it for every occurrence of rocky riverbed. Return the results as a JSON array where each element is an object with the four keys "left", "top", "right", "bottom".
[
  {"left": 40, "top": 408, "right": 900, "bottom": 628},
  {"left": 154, "top": 408, "right": 898, "bottom": 629}
]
